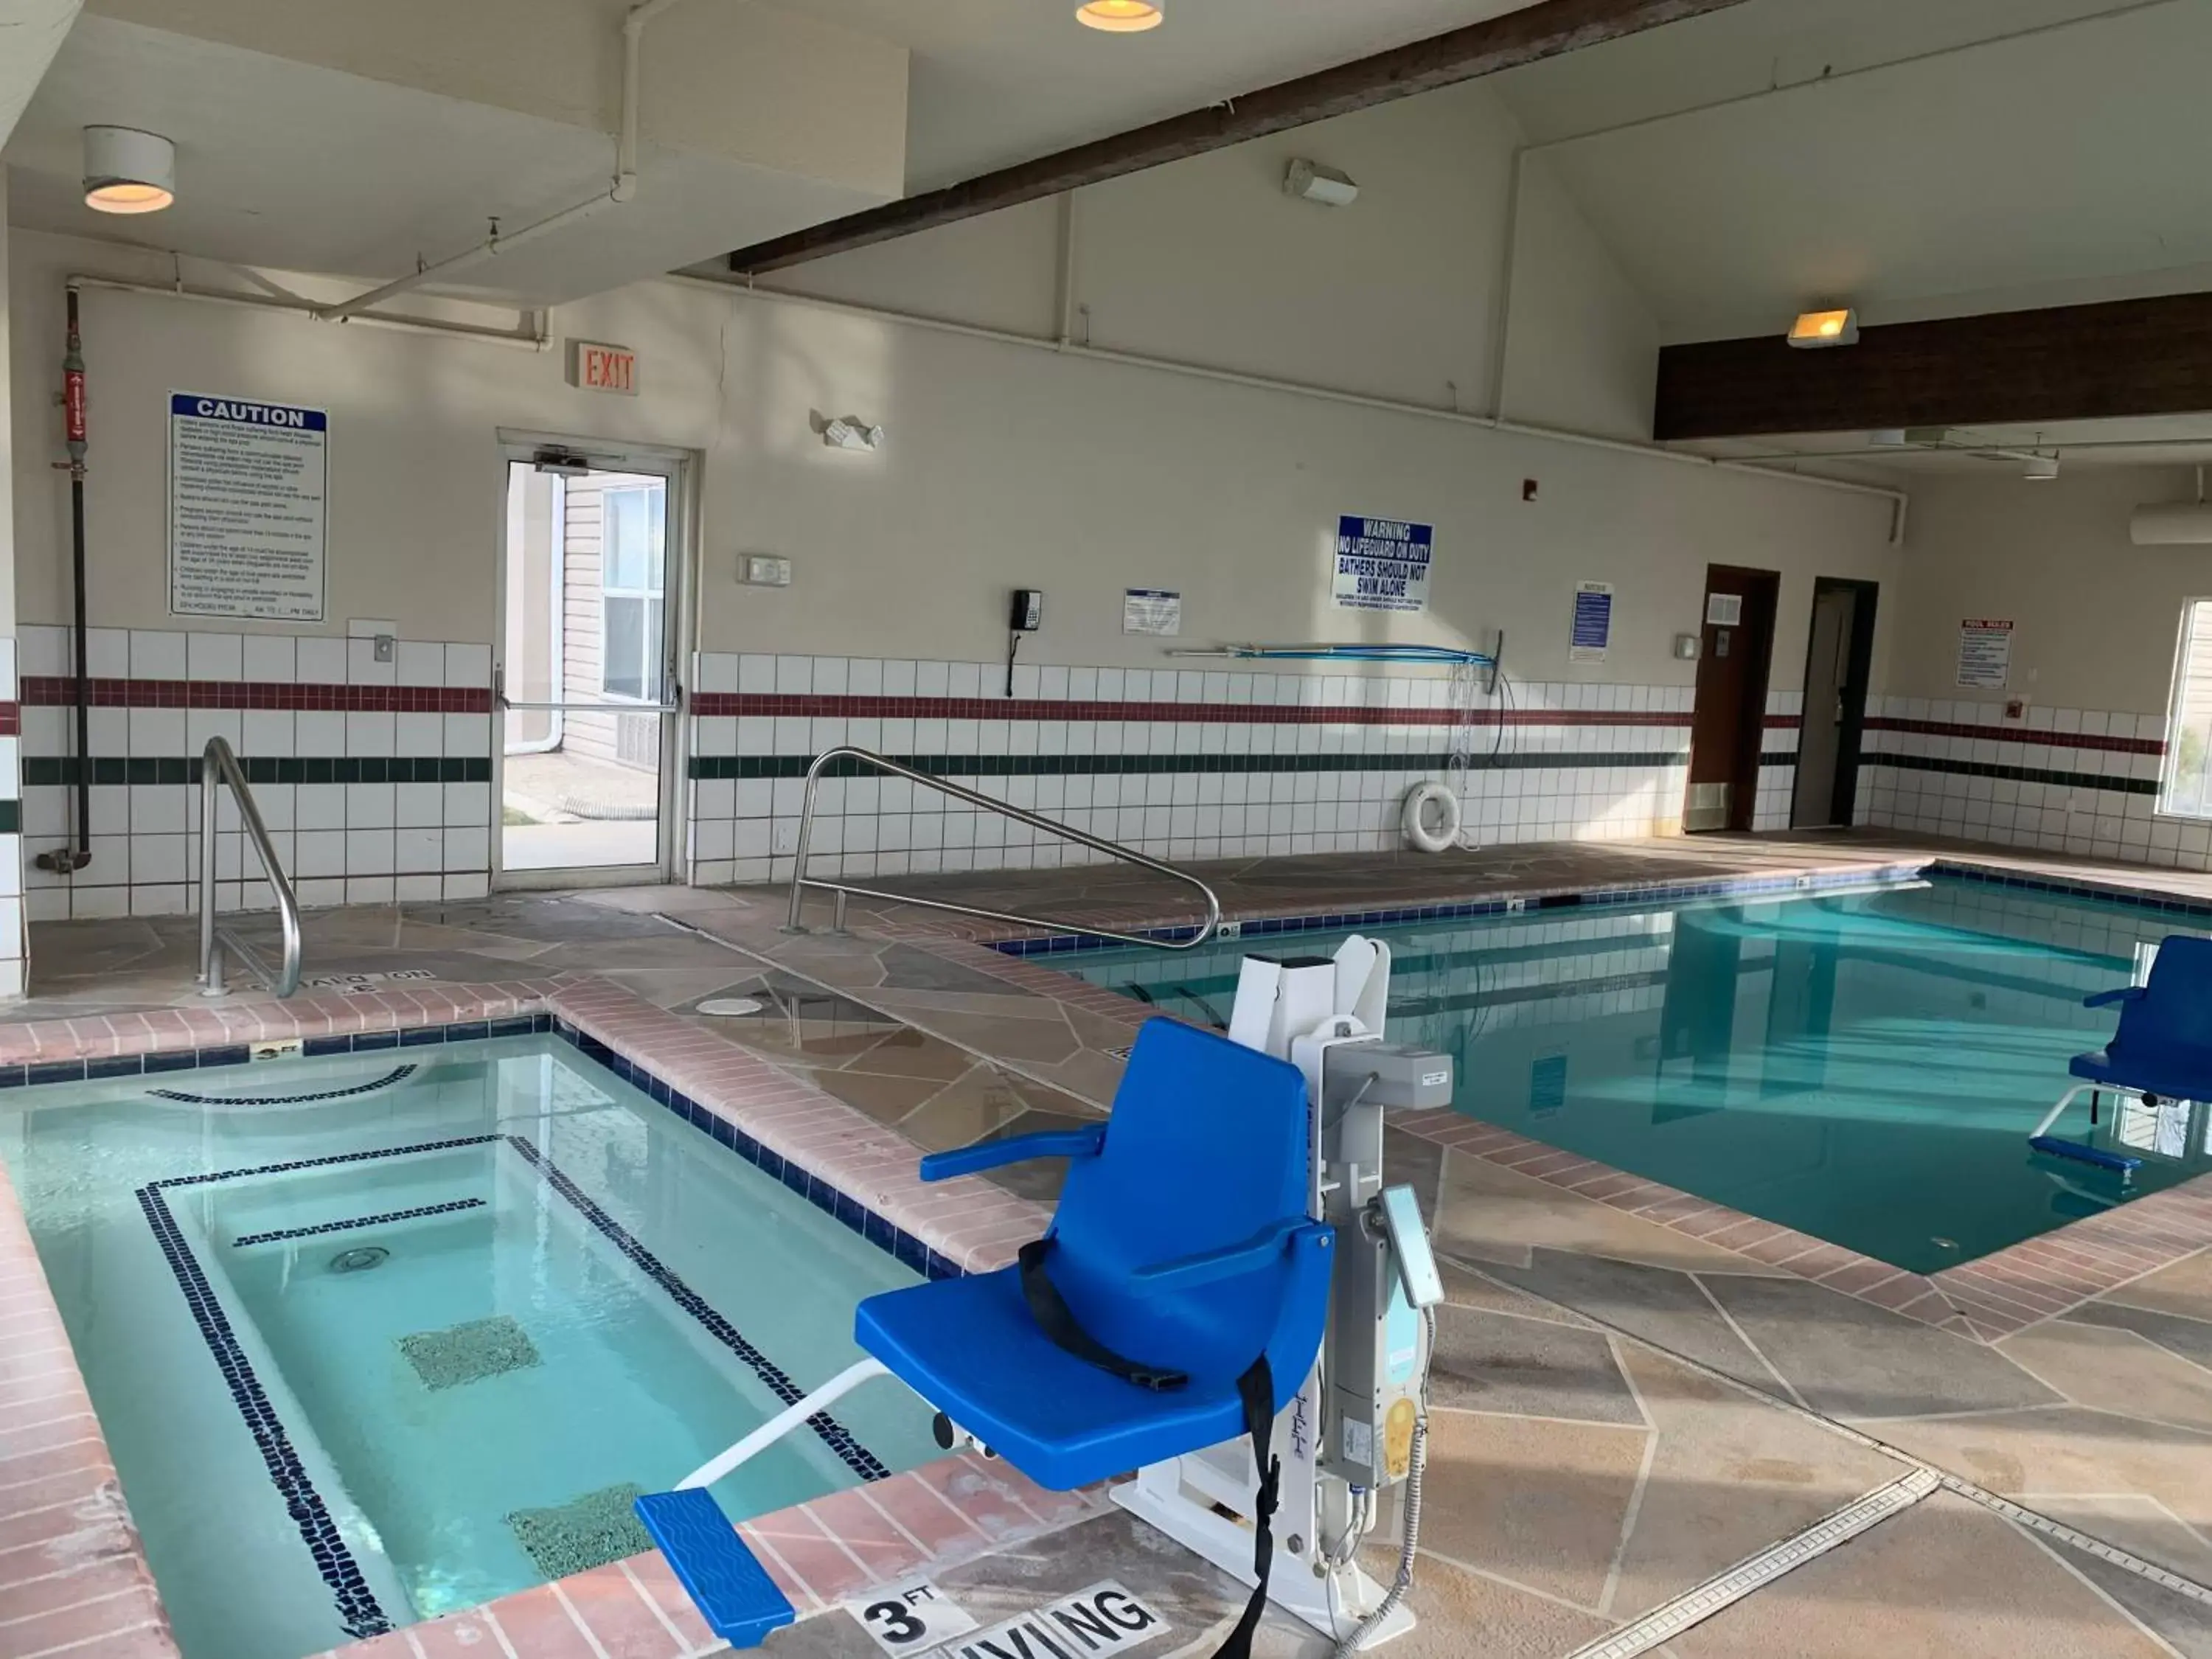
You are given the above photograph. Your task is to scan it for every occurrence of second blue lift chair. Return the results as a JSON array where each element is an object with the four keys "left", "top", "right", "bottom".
[{"left": 2031, "top": 933, "right": 2212, "bottom": 1174}]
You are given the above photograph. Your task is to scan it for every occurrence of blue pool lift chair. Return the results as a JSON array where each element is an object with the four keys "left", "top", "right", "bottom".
[
  {"left": 636, "top": 1017, "right": 1335, "bottom": 1652},
  {"left": 2029, "top": 935, "right": 2212, "bottom": 1175}
]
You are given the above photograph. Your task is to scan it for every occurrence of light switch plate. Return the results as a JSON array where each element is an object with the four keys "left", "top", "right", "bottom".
[{"left": 741, "top": 554, "right": 793, "bottom": 588}]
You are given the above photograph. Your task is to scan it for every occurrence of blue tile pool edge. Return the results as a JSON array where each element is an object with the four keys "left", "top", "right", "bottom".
[
  {"left": 133, "top": 1126, "right": 896, "bottom": 1642},
  {"left": 984, "top": 855, "right": 2212, "bottom": 957},
  {"left": 3, "top": 1009, "right": 971, "bottom": 1283},
  {"left": 986, "top": 860, "right": 1935, "bottom": 956},
  {"left": 0, "top": 997, "right": 996, "bottom": 1651},
  {"left": 1929, "top": 858, "right": 2212, "bottom": 919},
  {"left": 545, "top": 1018, "right": 969, "bottom": 1287}
]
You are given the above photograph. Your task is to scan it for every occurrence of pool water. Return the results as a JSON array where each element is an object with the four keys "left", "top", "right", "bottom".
[
  {"left": 0, "top": 1037, "right": 938, "bottom": 1659},
  {"left": 1068, "top": 877, "right": 2212, "bottom": 1273}
]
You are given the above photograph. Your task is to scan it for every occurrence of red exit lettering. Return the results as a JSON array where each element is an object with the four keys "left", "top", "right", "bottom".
[{"left": 568, "top": 341, "right": 638, "bottom": 395}]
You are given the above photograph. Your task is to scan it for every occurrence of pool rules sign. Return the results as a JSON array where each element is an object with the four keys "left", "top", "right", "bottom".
[{"left": 170, "top": 392, "right": 328, "bottom": 621}]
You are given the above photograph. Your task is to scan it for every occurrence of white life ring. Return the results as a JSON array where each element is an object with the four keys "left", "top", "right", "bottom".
[{"left": 1402, "top": 782, "right": 1461, "bottom": 854}]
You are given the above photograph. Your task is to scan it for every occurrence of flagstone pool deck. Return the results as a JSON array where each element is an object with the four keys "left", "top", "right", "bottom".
[{"left": 4, "top": 830, "right": 2211, "bottom": 1658}]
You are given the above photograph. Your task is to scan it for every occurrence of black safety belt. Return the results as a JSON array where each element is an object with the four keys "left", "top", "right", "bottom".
[
  {"left": 1018, "top": 1238, "right": 1279, "bottom": 1659},
  {"left": 1018, "top": 1239, "right": 1190, "bottom": 1391}
]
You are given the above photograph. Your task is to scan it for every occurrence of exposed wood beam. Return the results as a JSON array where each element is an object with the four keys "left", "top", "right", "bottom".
[
  {"left": 1655, "top": 291, "right": 2212, "bottom": 441},
  {"left": 722, "top": 0, "right": 1757, "bottom": 276}
]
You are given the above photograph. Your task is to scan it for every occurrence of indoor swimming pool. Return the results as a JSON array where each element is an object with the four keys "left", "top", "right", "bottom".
[
  {"left": 1069, "top": 877, "right": 2212, "bottom": 1273},
  {"left": 0, "top": 1035, "right": 939, "bottom": 1659}
]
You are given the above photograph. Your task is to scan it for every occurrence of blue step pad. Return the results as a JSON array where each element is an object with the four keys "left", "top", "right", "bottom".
[
  {"left": 2028, "top": 1135, "right": 2143, "bottom": 1175},
  {"left": 634, "top": 1489, "right": 797, "bottom": 1649}
]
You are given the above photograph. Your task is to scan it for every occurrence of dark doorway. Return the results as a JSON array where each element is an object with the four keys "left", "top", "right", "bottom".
[
  {"left": 1685, "top": 564, "right": 1780, "bottom": 832},
  {"left": 1790, "top": 577, "right": 1880, "bottom": 829}
]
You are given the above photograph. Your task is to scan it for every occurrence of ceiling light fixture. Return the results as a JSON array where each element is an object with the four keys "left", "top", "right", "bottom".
[
  {"left": 82, "top": 125, "right": 175, "bottom": 215},
  {"left": 1076, "top": 0, "right": 1163, "bottom": 32},
  {"left": 1787, "top": 307, "right": 1859, "bottom": 349},
  {"left": 2024, "top": 452, "right": 2060, "bottom": 481},
  {"left": 1284, "top": 159, "right": 1359, "bottom": 207}
]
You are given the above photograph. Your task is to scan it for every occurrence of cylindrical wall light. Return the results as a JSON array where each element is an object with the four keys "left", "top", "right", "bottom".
[{"left": 83, "top": 126, "right": 176, "bottom": 215}]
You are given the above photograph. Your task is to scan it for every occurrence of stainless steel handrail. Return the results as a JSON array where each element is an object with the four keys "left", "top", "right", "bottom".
[
  {"left": 785, "top": 747, "right": 1222, "bottom": 950},
  {"left": 198, "top": 736, "right": 304, "bottom": 998}
]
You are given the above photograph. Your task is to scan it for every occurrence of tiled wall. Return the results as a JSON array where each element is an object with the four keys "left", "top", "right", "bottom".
[
  {"left": 17, "top": 625, "right": 495, "bottom": 921},
  {"left": 1755, "top": 689, "right": 1802, "bottom": 833},
  {"left": 682, "top": 653, "right": 1701, "bottom": 885},
  {"left": 1854, "top": 698, "right": 2211, "bottom": 867},
  {"left": 0, "top": 638, "right": 22, "bottom": 998}
]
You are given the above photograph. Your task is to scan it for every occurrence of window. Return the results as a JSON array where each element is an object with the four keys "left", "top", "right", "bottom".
[
  {"left": 2160, "top": 600, "right": 2212, "bottom": 817},
  {"left": 600, "top": 485, "right": 665, "bottom": 702}
]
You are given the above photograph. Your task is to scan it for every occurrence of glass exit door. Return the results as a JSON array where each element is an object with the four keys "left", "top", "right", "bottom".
[{"left": 495, "top": 442, "right": 685, "bottom": 886}]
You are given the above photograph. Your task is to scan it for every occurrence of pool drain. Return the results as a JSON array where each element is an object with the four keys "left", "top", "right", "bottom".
[{"left": 330, "top": 1245, "right": 390, "bottom": 1273}]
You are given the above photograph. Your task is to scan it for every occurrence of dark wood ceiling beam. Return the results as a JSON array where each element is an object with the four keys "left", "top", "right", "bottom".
[
  {"left": 722, "top": 0, "right": 1756, "bottom": 276},
  {"left": 1655, "top": 291, "right": 2212, "bottom": 441}
]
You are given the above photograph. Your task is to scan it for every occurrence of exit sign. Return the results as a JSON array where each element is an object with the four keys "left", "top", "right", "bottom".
[{"left": 567, "top": 340, "right": 637, "bottom": 395}]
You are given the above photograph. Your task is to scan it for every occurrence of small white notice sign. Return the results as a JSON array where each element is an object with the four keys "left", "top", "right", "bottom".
[
  {"left": 1570, "top": 582, "right": 1613, "bottom": 664},
  {"left": 938, "top": 1582, "right": 1168, "bottom": 1659},
  {"left": 844, "top": 1577, "right": 979, "bottom": 1656},
  {"left": 1123, "top": 588, "right": 1183, "bottom": 636},
  {"left": 1957, "top": 618, "right": 2014, "bottom": 689},
  {"left": 1705, "top": 592, "right": 1743, "bottom": 627},
  {"left": 169, "top": 392, "right": 327, "bottom": 621}
]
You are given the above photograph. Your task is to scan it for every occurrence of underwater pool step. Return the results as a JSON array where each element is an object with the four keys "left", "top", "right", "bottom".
[{"left": 633, "top": 1488, "right": 796, "bottom": 1649}]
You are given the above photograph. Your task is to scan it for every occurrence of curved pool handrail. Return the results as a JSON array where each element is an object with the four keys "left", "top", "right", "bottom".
[{"left": 783, "top": 746, "right": 1222, "bottom": 951}]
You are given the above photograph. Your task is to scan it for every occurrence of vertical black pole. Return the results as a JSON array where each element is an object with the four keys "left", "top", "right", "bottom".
[{"left": 66, "top": 287, "right": 91, "bottom": 867}]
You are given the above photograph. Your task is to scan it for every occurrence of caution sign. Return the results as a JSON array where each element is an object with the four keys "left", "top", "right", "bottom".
[
  {"left": 169, "top": 392, "right": 327, "bottom": 621},
  {"left": 938, "top": 1581, "right": 1169, "bottom": 1659},
  {"left": 1332, "top": 515, "right": 1433, "bottom": 614}
]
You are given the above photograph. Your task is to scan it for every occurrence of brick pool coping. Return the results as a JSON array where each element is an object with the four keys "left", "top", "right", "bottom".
[
  {"left": 793, "top": 849, "right": 2212, "bottom": 1349},
  {"left": 0, "top": 976, "right": 1073, "bottom": 1659}
]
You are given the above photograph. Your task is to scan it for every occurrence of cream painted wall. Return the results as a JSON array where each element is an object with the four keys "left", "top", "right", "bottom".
[
  {"left": 7, "top": 232, "right": 717, "bottom": 639},
  {"left": 84, "top": 0, "right": 909, "bottom": 195},
  {"left": 1888, "top": 467, "right": 2210, "bottom": 714},
  {"left": 699, "top": 294, "right": 1897, "bottom": 684},
  {"left": 1498, "top": 155, "right": 1658, "bottom": 439},
  {"left": 10, "top": 204, "right": 1899, "bottom": 692},
  {"left": 761, "top": 82, "right": 1657, "bottom": 443},
  {"left": 0, "top": 170, "right": 13, "bottom": 634}
]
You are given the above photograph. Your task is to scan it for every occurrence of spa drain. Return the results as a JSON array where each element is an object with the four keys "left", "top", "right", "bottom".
[{"left": 330, "top": 1246, "right": 390, "bottom": 1273}]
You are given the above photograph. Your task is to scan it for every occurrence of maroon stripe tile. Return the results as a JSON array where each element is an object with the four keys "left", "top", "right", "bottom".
[
  {"left": 1864, "top": 715, "right": 2163, "bottom": 756},
  {"left": 19, "top": 677, "right": 493, "bottom": 714},
  {"left": 689, "top": 692, "right": 1695, "bottom": 728}
]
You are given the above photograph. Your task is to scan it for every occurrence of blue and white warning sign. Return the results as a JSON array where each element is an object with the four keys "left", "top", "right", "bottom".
[
  {"left": 1332, "top": 515, "right": 1434, "bottom": 614},
  {"left": 170, "top": 392, "right": 328, "bottom": 621}
]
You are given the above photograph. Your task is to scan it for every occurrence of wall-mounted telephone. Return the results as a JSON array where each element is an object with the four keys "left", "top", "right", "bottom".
[{"left": 1006, "top": 590, "right": 1044, "bottom": 695}]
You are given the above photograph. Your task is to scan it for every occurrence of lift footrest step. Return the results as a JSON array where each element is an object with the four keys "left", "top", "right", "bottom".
[
  {"left": 633, "top": 1488, "right": 797, "bottom": 1649},
  {"left": 2028, "top": 1134, "right": 2143, "bottom": 1173}
]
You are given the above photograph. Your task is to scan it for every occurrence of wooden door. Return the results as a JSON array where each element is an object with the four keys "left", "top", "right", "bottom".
[{"left": 1685, "top": 565, "right": 1780, "bottom": 832}]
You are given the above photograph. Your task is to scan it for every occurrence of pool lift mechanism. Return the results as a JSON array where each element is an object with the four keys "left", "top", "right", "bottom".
[
  {"left": 1119, "top": 936, "right": 1454, "bottom": 1653},
  {"left": 636, "top": 936, "right": 1453, "bottom": 1653}
]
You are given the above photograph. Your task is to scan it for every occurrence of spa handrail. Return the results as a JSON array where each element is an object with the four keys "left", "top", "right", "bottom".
[
  {"left": 785, "top": 747, "right": 1222, "bottom": 951},
  {"left": 197, "top": 736, "right": 304, "bottom": 998}
]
